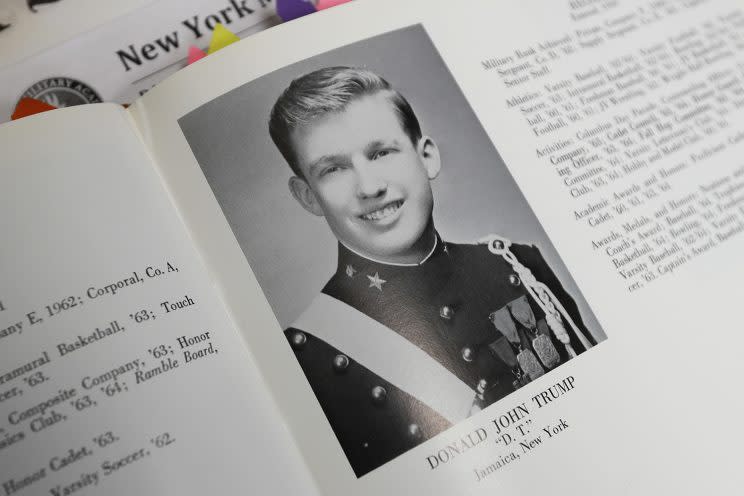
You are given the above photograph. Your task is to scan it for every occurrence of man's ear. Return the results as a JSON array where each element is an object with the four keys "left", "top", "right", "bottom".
[
  {"left": 417, "top": 136, "right": 441, "bottom": 180},
  {"left": 289, "top": 176, "right": 324, "bottom": 216}
]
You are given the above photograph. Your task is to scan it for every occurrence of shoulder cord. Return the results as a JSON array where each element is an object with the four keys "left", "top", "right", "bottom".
[{"left": 479, "top": 235, "right": 594, "bottom": 357}]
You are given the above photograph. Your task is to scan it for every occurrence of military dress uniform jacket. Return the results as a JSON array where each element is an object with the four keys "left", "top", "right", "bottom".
[{"left": 285, "top": 235, "right": 595, "bottom": 477}]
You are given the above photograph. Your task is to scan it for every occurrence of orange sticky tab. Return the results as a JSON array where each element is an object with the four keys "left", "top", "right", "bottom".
[
  {"left": 207, "top": 23, "right": 240, "bottom": 55},
  {"left": 11, "top": 98, "right": 57, "bottom": 120},
  {"left": 187, "top": 45, "right": 207, "bottom": 65}
]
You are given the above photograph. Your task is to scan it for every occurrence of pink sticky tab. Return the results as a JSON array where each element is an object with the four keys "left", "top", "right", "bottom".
[
  {"left": 316, "top": 0, "right": 352, "bottom": 10},
  {"left": 187, "top": 45, "right": 207, "bottom": 65}
]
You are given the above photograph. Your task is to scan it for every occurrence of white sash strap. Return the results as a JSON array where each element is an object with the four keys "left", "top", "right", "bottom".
[{"left": 292, "top": 293, "right": 475, "bottom": 424}]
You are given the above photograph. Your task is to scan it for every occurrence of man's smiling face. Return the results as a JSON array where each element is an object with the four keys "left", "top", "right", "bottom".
[{"left": 288, "top": 92, "right": 441, "bottom": 264}]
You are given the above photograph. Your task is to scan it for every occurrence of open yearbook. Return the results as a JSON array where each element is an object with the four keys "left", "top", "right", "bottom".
[{"left": 2, "top": 0, "right": 743, "bottom": 494}]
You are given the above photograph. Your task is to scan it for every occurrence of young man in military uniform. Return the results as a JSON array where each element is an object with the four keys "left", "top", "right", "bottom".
[{"left": 268, "top": 66, "right": 596, "bottom": 477}]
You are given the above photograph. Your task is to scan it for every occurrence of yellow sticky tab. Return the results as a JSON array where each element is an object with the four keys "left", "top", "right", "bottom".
[{"left": 207, "top": 23, "right": 240, "bottom": 54}]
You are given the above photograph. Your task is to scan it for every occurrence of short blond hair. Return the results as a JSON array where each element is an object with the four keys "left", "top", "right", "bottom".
[{"left": 269, "top": 66, "right": 422, "bottom": 177}]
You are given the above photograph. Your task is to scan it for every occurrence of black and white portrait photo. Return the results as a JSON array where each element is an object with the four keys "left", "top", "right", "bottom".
[{"left": 179, "top": 25, "right": 606, "bottom": 478}]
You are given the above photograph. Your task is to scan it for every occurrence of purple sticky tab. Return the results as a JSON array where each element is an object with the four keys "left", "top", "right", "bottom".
[{"left": 276, "top": 0, "right": 316, "bottom": 22}]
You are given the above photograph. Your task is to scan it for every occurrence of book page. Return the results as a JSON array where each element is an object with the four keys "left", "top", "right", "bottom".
[
  {"left": 0, "top": 105, "right": 315, "bottom": 495},
  {"left": 130, "top": 0, "right": 744, "bottom": 494},
  {"left": 0, "top": 0, "right": 278, "bottom": 122}
]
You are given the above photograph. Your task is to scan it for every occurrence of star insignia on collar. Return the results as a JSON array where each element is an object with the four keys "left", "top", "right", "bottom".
[
  {"left": 443, "top": 243, "right": 449, "bottom": 254},
  {"left": 367, "top": 272, "right": 386, "bottom": 291},
  {"left": 345, "top": 264, "right": 357, "bottom": 278}
]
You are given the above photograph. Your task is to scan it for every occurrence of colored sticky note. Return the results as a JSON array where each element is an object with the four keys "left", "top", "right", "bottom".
[
  {"left": 207, "top": 23, "right": 240, "bottom": 55},
  {"left": 276, "top": 0, "right": 316, "bottom": 22},
  {"left": 187, "top": 45, "right": 207, "bottom": 65},
  {"left": 11, "top": 98, "right": 57, "bottom": 120},
  {"left": 316, "top": 0, "right": 352, "bottom": 10}
]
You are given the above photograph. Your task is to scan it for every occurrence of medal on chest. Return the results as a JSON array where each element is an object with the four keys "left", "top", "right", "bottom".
[
  {"left": 490, "top": 301, "right": 544, "bottom": 381},
  {"left": 516, "top": 347, "right": 545, "bottom": 380},
  {"left": 510, "top": 296, "right": 560, "bottom": 370}
]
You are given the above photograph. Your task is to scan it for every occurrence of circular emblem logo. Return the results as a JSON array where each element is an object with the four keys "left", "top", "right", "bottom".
[{"left": 20, "top": 77, "right": 102, "bottom": 108}]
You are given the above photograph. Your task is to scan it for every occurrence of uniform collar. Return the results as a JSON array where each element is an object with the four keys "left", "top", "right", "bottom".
[{"left": 336, "top": 232, "right": 445, "bottom": 276}]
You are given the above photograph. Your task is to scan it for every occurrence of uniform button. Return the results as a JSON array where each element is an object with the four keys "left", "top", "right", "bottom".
[
  {"left": 333, "top": 354, "right": 350, "bottom": 372},
  {"left": 371, "top": 386, "right": 387, "bottom": 404},
  {"left": 362, "top": 442, "right": 369, "bottom": 449},
  {"left": 408, "top": 423, "right": 422, "bottom": 440},
  {"left": 439, "top": 305, "right": 454, "bottom": 320},
  {"left": 477, "top": 378, "right": 488, "bottom": 393},
  {"left": 461, "top": 346, "right": 475, "bottom": 362},
  {"left": 290, "top": 331, "right": 307, "bottom": 349},
  {"left": 509, "top": 274, "right": 521, "bottom": 286}
]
